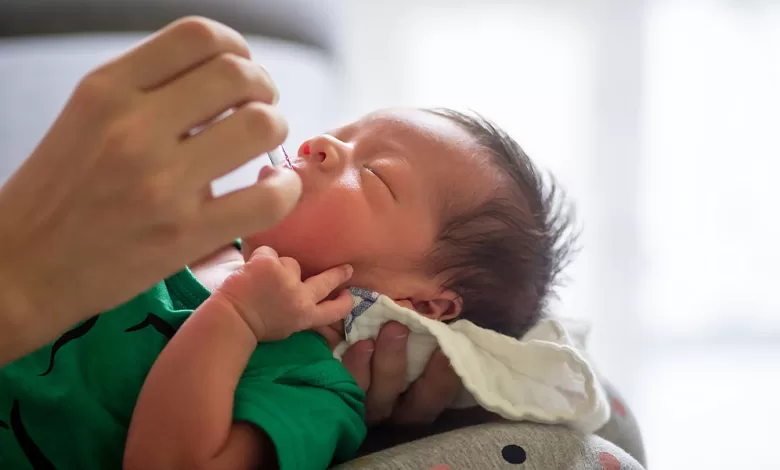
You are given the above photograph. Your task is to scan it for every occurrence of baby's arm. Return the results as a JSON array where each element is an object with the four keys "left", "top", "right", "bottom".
[
  {"left": 123, "top": 297, "right": 272, "bottom": 470},
  {"left": 124, "top": 248, "right": 355, "bottom": 470}
]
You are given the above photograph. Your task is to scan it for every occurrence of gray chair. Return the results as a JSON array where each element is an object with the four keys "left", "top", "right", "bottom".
[{"left": 0, "top": 1, "right": 647, "bottom": 468}]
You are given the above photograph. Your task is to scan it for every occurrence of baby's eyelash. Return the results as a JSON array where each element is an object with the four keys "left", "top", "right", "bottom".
[{"left": 364, "top": 166, "right": 396, "bottom": 200}]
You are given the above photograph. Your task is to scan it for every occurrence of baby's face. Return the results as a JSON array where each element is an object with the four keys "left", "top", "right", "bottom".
[{"left": 243, "top": 108, "right": 498, "bottom": 302}]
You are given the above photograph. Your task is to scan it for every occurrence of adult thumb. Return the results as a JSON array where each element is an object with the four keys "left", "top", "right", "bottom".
[{"left": 206, "top": 166, "right": 302, "bottom": 234}]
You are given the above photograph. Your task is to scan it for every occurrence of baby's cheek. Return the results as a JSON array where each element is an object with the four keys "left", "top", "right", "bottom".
[{"left": 301, "top": 219, "right": 367, "bottom": 268}]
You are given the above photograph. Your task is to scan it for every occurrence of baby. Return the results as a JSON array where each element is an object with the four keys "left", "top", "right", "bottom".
[{"left": 0, "top": 108, "right": 575, "bottom": 470}]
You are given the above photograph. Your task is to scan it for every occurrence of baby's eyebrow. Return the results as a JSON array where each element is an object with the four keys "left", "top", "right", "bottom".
[
  {"left": 327, "top": 122, "right": 361, "bottom": 141},
  {"left": 376, "top": 137, "right": 406, "bottom": 155}
]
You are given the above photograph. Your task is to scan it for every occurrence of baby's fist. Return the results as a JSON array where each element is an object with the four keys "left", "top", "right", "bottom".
[{"left": 214, "top": 246, "right": 354, "bottom": 342}]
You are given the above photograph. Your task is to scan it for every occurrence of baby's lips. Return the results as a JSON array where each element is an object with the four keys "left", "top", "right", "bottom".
[
  {"left": 258, "top": 164, "right": 277, "bottom": 181},
  {"left": 254, "top": 167, "right": 302, "bottom": 223},
  {"left": 257, "top": 162, "right": 297, "bottom": 181}
]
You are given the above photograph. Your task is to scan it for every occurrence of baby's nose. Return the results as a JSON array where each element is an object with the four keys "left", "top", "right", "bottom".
[{"left": 301, "top": 134, "right": 346, "bottom": 172}]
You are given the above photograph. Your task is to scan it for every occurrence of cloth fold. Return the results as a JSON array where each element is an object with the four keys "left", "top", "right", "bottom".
[{"left": 333, "top": 288, "right": 610, "bottom": 434}]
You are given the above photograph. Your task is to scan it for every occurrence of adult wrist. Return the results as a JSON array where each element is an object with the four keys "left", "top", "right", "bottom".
[{"left": 0, "top": 263, "right": 42, "bottom": 365}]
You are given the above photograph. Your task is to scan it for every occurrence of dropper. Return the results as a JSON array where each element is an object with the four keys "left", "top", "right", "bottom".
[{"left": 267, "top": 145, "right": 291, "bottom": 167}]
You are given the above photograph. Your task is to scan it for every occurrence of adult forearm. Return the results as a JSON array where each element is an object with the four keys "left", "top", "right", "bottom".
[{"left": 0, "top": 270, "right": 84, "bottom": 366}]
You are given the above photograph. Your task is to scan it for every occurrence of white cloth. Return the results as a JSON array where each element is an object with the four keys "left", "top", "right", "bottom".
[{"left": 333, "top": 288, "right": 610, "bottom": 434}]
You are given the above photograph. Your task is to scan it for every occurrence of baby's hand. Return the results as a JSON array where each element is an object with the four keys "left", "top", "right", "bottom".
[{"left": 213, "top": 246, "right": 354, "bottom": 342}]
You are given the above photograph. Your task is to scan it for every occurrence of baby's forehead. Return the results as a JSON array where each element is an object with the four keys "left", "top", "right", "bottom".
[
  {"left": 344, "top": 109, "right": 482, "bottom": 156},
  {"left": 365, "top": 110, "right": 500, "bottom": 200}
]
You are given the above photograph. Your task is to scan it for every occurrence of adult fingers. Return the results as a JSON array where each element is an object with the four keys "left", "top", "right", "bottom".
[
  {"left": 199, "top": 166, "right": 302, "bottom": 241},
  {"left": 340, "top": 339, "right": 375, "bottom": 392},
  {"left": 391, "top": 349, "right": 461, "bottom": 425},
  {"left": 152, "top": 53, "right": 278, "bottom": 135},
  {"left": 363, "top": 322, "right": 409, "bottom": 424},
  {"left": 181, "top": 101, "right": 288, "bottom": 188},
  {"left": 303, "top": 265, "right": 353, "bottom": 302},
  {"left": 112, "top": 17, "right": 251, "bottom": 90}
]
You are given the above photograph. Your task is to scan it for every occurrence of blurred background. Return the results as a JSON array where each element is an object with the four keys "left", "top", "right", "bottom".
[
  {"left": 339, "top": 1, "right": 779, "bottom": 468},
  {"left": 2, "top": 0, "right": 778, "bottom": 468}
]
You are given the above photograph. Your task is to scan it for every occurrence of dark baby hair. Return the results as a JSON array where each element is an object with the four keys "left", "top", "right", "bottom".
[{"left": 425, "top": 109, "right": 578, "bottom": 338}]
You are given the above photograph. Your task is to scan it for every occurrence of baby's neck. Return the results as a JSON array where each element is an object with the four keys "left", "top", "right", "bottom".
[{"left": 189, "top": 245, "right": 244, "bottom": 292}]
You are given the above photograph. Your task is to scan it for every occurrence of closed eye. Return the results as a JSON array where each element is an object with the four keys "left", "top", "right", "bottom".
[{"left": 365, "top": 166, "right": 397, "bottom": 201}]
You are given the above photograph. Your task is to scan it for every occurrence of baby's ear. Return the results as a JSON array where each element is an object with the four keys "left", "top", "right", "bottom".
[
  {"left": 395, "top": 290, "right": 463, "bottom": 321},
  {"left": 394, "top": 299, "right": 416, "bottom": 311}
]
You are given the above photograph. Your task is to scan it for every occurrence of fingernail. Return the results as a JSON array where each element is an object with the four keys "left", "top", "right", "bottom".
[
  {"left": 344, "top": 264, "right": 354, "bottom": 278},
  {"left": 360, "top": 345, "right": 374, "bottom": 363},
  {"left": 391, "top": 332, "right": 408, "bottom": 348},
  {"left": 258, "top": 64, "right": 280, "bottom": 105}
]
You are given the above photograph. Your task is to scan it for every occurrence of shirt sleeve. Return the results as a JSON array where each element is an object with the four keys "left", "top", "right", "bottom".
[{"left": 233, "top": 333, "right": 366, "bottom": 470}]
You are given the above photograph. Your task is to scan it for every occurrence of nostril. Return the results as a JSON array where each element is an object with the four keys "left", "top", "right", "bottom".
[{"left": 317, "top": 152, "right": 327, "bottom": 163}]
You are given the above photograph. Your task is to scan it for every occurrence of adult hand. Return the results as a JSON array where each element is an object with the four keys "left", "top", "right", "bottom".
[
  {"left": 0, "top": 17, "right": 300, "bottom": 365},
  {"left": 340, "top": 322, "right": 462, "bottom": 425}
]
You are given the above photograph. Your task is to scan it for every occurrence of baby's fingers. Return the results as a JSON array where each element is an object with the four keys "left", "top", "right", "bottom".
[
  {"left": 248, "top": 245, "right": 279, "bottom": 261},
  {"left": 309, "top": 289, "right": 354, "bottom": 329},
  {"left": 278, "top": 257, "right": 302, "bottom": 281},
  {"left": 304, "top": 264, "right": 353, "bottom": 302}
]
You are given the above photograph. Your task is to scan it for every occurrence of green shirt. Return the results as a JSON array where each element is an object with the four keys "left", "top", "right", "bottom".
[{"left": 0, "top": 268, "right": 366, "bottom": 470}]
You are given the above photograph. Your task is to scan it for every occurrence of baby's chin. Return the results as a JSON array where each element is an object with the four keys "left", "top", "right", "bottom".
[{"left": 239, "top": 233, "right": 333, "bottom": 276}]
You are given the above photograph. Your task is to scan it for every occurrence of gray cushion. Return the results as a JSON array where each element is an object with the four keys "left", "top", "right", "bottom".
[
  {"left": 0, "top": 0, "right": 343, "bottom": 54},
  {"left": 334, "top": 422, "right": 645, "bottom": 470},
  {"left": 0, "top": 33, "right": 344, "bottom": 185},
  {"left": 338, "top": 379, "right": 647, "bottom": 469},
  {"left": 596, "top": 381, "right": 646, "bottom": 466}
]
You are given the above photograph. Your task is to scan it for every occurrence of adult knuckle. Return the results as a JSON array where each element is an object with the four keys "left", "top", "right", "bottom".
[
  {"left": 225, "top": 59, "right": 276, "bottom": 104},
  {"left": 241, "top": 102, "right": 272, "bottom": 131},
  {"left": 172, "top": 16, "right": 222, "bottom": 50},
  {"left": 215, "top": 53, "right": 253, "bottom": 91},
  {"left": 242, "top": 103, "right": 288, "bottom": 144},
  {"left": 72, "top": 71, "right": 119, "bottom": 116},
  {"left": 246, "top": 63, "right": 277, "bottom": 103},
  {"left": 172, "top": 16, "right": 251, "bottom": 59}
]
